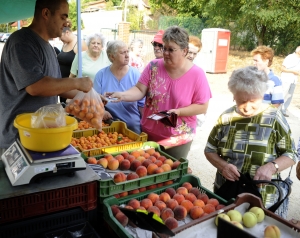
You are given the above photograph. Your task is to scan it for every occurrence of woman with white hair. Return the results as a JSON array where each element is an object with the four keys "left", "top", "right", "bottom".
[
  {"left": 93, "top": 40, "right": 144, "bottom": 134},
  {"left": 129, "top": 38, "right": 144, "bottom": 73},
  {"left": 204, "top": 66, "right": 297, "bottom": 218},
  {"left": 69, "top": 33, "right": 111, "bottom": 82}
]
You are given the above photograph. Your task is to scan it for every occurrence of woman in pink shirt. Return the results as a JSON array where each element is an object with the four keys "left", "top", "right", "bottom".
[{"left": 107, "top": 26, "right": 212, "bottom": 167}]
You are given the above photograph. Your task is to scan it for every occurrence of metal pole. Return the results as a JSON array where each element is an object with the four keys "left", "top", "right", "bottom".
[
  {"left": 17, "top": 21, "right": 20, "bottom": 30},
  {"left": 6, "top": 23, "right": 8, "bottom": 32},
  {"left": 76, "top": 0, "right": 82, "bottom": 77}
]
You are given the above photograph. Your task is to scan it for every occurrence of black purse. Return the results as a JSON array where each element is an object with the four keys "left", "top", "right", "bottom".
[{"left": 215, "top": 172, "right": 291, "bottom": 213}]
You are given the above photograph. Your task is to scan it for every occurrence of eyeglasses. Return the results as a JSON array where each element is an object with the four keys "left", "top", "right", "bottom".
[
  {"left": 163, "top": 47, "right": 179, "bottom": 53},
  {"left": 152, "top": 42, "right": 163, "bottom": 48},
  {"left": 188, "top": 51, "right": 198, "bottom": 57}
]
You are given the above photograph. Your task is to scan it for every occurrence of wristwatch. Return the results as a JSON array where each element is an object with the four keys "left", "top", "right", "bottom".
[{"left": 271, "top": 161, "right": 279, "bottom": 173}]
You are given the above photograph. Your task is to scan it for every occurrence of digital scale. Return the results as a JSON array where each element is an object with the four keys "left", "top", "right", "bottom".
[{"left": 1, "top": 140, "right": 86, "bottom": 186}]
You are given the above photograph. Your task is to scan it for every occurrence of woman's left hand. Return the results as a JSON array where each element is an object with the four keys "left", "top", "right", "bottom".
[
  {"left": 168, "top": 109, "right": 180, "bottom": 116},
  {"left": 253, "top": 163, "right": 274, "bottom": 181}
]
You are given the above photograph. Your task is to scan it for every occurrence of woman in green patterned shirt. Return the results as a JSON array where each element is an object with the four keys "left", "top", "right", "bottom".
[{"left": 204, "top": 66, "right": 297, "bottom": 218}]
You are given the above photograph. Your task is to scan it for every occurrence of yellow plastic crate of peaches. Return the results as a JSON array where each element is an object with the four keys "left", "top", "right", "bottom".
[{"left": 72, "top": 121, "right": 148, "bottom": 156}]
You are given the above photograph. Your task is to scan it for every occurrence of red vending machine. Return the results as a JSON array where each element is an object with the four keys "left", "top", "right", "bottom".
[{"left": 201, "top": 28, "right": 231, "bottom": 73}]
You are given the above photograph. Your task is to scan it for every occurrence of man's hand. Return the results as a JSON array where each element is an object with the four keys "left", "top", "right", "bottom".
[{"left": 77, "top": 77, "right": 93, "bottom": 93}]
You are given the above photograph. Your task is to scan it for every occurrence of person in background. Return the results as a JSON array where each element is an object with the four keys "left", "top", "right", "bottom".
[
  {"left": 280, "top": 46, "right": 300, "bottom": 117},
  {"left": 151, "top": 30, "right": 164, "bottom": 59},
  {"left": 107, "top": 26, "right": 212, "bottom": 174},
  {"left": 70, "top": 32, "right": 110, "bottom": 82},
  {"left": 204, "top": 66, "right": 297, "bottom": 218},
  {"left": 0, "top": 0, "right": 94, "bottom": 156},
  {"left": 251, "top": 45, "right": 284, "bottom": 107},
  {"left": 129, "top": 38, "right": 144, "bottom": 73},
  {"left": 186, "top": 35, "right": 206, "bottom": 127},
  {"left": 58, "top": 26, "right": 87, "bottom": 103},
  {"left": 94, "top": 40, "right": 144, "bottom": 134}
]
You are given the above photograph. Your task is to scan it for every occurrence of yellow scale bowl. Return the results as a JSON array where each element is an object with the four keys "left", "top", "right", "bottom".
[{"left": 14, "top": 113, "right": 78, "bottom": 152}]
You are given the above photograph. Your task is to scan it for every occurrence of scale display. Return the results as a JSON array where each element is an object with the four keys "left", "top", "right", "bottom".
[{"left": 1, "top": 141, "right": 86, "bottom": 186}]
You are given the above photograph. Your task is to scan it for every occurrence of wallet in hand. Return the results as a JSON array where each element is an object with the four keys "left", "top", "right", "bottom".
[{"left": 147, "top": 111, "right": 177, "bottom": 127}]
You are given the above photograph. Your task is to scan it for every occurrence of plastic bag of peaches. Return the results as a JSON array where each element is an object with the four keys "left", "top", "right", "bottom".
[{"left": 65, "top": 88, "right": 105, "bottom": 130}]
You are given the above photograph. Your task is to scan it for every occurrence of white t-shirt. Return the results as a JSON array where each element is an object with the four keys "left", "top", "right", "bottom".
[{"left": 281, "top": 53, "right": 300, "bottom": 83}]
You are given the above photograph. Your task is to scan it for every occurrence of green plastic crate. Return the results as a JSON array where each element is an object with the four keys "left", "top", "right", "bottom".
[
  {"left": 72, "top": 121, "right": 148, "bottom": 156},
  {"left": 85, "top": 141, "right": 188, "bottom": 198},
  {"left": 103, "top": 174, "right": 232, "bottom": 238}
]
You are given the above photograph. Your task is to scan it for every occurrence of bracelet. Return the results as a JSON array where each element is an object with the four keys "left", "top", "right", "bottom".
[{"left": 271, "top": 161, "right": 279, "bottom": 173}]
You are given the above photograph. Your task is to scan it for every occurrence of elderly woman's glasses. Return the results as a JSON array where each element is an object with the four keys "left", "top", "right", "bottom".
[
  {"left": 188, "top": 51, "right": 198, "bottom": 57},
  {"left": 152, "top": 42, "right": 163, "bottom": 48},
  {"left": 163, "top": 47, "right": 179, "bottom": 54}
]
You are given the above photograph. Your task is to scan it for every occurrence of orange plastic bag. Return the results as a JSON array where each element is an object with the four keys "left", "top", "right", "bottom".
[{"left": 65, "top": 88, "right": 105, "bottom": 130}]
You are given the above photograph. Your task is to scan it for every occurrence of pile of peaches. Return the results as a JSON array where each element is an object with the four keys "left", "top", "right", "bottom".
[
  {"left": 87, "top": 148, "right": 182, "bottom": 183},
  {"left": 71, "top": 131, "right": 133, "bottom": 151},
  {"left": 111, "top": 181, "right": 225, "bottom": 230},
  {"left": 75, "top": 120, "right": 109, "bottom": 130}
]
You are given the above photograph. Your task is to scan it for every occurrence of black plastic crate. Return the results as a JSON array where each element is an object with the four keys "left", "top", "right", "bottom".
[
  {"left": 44, "top": 221, "right": 100, "bottom": 238},
  {"left": 0, "top": 207, "right": 97, "bottom": 238}
]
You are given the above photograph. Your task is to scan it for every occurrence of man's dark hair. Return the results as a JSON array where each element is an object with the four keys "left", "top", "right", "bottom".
[{"left": 34, "top": 0, "right": 67, "bottom": 16}]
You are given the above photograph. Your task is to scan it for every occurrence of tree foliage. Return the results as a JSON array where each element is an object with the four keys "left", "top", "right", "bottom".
[{"left": 149, "top": 0, "right": 300, "bottom": 54}]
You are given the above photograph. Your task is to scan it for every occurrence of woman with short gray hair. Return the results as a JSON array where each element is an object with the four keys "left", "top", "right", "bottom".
[
  {"left": 205, "top": 65, "right": 297, "bottom": 218},
  {"left": 93, "top": 40, "right": 144, "bottom": 134},
  {"left": 70, "top": 32, "right": 110, "bottom": 82}
]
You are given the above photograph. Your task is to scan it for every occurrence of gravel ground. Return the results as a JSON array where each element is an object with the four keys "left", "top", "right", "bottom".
[{"left": 189, "top": 59, "right": 300, "bottom": 222}]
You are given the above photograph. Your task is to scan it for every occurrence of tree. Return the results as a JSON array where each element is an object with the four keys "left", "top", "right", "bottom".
[{"left": 149, "top": 0, "right": 300, "bottom": 53}]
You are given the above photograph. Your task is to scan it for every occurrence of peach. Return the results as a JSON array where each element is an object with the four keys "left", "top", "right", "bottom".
[
  {"left": 97, "top": 158, "right": 108, "bottom": 168},
  {"left": 143, "top": 153, "right": 150, "bottom": 159},
  {"left": 171, "top": 160, "right": 181, "bottom": 170},
  {"left": 189, "top": 187, "right": 201, "bottom": 197},
  {"left": 121, "top": 151, "right": 129, "bottom": 159},
  {"left": 127, "top": 199, "right": 140, "bottom": 210},
  {"left": 193, "top": 199, "right": 205, "bottom": 208},
  {"left": 115, "top": 154, "right": 124, "bottom": 163},
  {"left": 126, "top": 172, "right": 139, "bottom": 181},
  {"left": 130, "top": 160, "right": 141, "bottom": 171},
  {"left": 165, "top": 188, "right": 176, "bottom": 198},
  {"left": 139, "top": 187, "right": 147, "bottom": 192},
  {"left": 142, "top": 159, "right": 152, "bottom": 168},
  {"left": 207, "top": 198, "right": 219, "bottom": 208},
  {"left": 113, "top": 172, "right": 126, "bottom": 183},
  {"left": 161, "top": 208, "right": 174, "bottom": 221},
  {"left": 181, "top": 200, "right": 194, "bottom": 213},
  {"left": 140, "top": 198, "right": 153, "bottom": 210},
  {"left": 146, "top": 184, "right": 157, "bottom": 190},
  {"left": 173, "top": 194, "right": 185, "bottom": 205},
  {"left": 164, "top": 159, "right": 174, "bottom": 166},
  {"left": 159, "top": 192, "right": 171, "bottom": 203},
  {"left": 161, "top": 164, "right": 171, "bottom": 172},
  {"left": 164, "top": 217, "right": 178, "bottom": 230},
  {"left": 104, "top": 154, "right": 114, "bottom": 161},
  {"left": 190, "top": 206, "right": 204, "bottom": 220},
  {"left": 115, "top": 212, "right": 128, "bottom": 227},
  {"left": 202, "top": 204, "right": 216, "bottom": 214},
  {"left": 216, "top": 204, "right": 226, "bottom": 210},
  {"left": 136, "top": 166, "right": 147, "bottom": 177},
  {"left": 87, "top": 157, "right": 97, "bottom": 164},
  {"left": 114, "top": 194, "right": 120, "bottom": 199},
  {"left": 154, "top": 200, "right": 167, "bottom": 211},
  {"left": 128, "top": 189, "right": 140, "bottom": 195},
  {"left": 119, "top": 159, "right": 130, "bottom": 170},
  {"left": 137, "top": 149, "right": 145, "bottom": 156},
  {"left": 184, "top": 193, "right": 197, "bottom": 203},
  {"left": 126, "top": 155, "right": 136, "bottom": 163},
  {"left": 147, "top": 163, "right": 158, "bottom": 175},
  {"left": 111, "top": 205, "right": 121, "bottom": 216},
  {"left": 182, "top": 182, "right": 193, "bottom": 191},
  {"left": 137, "top": 206, "right": 146, "bottom": 211},
  {"left": 152, "top": 151, "right": 161, "bottom": 159},
  {"left": 124, "top": 205, "right": 133, "bottom": 210},
  {"left": 157, "top": 156, "right": 167, "bottom": 163},
  {"left": 173, "top": 205, "right": 187, "bottom": 221},
  {"left": 154, "top": 167, "right": 164, "bottom": 174},
  {"left": 154, "top": 160, "right": 163, "bottom": 167},
  {"left": 119, "top": 191, "right": 128, "bottom": 197},
  {"left": 146, "top": 148, "right": 155, "bottom": 155},
  {"left": 198, "top": 193, "right": 209, "bottom": 204},
  {"left": 176, "top": 187, "right": 188, "bottom": 196},
  {"left": 166, "top": 199, "right": 179, "bottom": 210},
  {"left": 131, "top": 150, "right": 140, "bottom": 158},
  {"left": 108, "top": 158, "right": 119, "bottom": 170},
  {"left": 148, "top": 156, "right": 157, "bottom": 163},
  {"left": 164, "top": 180, "right": 174, "bottom": 186},
  {"left": 147, "top": 206, "right": 161, "bottom": 216},
  {"left": 157, "top": 183, "right": 164, "bottom": 187},
  {"left": 147, "top": 193, "right": 160, "bottom": 204},
  {"left": 136, "top": 156, "right": 146, "bottom": 163}
]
